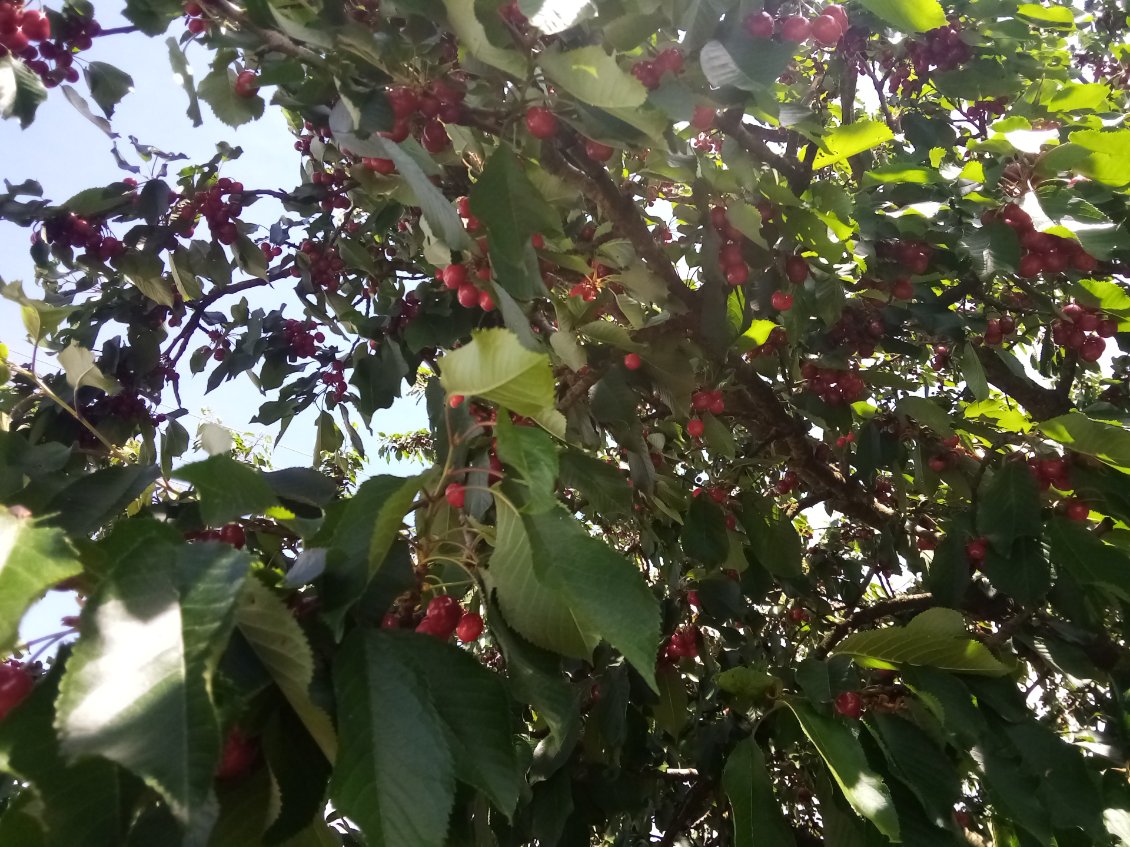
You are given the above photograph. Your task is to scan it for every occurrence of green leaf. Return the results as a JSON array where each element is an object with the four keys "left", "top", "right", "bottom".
[
  {"left": 84, "top": 62, "right": 134, "bottom": 118},
  {"left": 980, "top": 535, "right": 1050, "bottom": 606},
  {"left": 1039, "top": 412, "right": 1130, "bottom": 469},
  {"left": 197, "top": 67, "right": 265, "bottom": 128},
  {"left": 0, "top": 512, "right": 82, "bottom": 655},
  {"left": 857, "top": 0, "right": 947, "bottom": 31},
  {"left": 330, "top": 631, "right": 456, "bottom": 847},
  {"left": 469, "top": 148, "right": 559, "bottom": 300},
  {"left": 785, "top": 700, "right": 900, "bottom": 840},
  {"left": 523, "top": 506, "right": 661, "bottom": 690},
  {"left": 1017, "top": 3, "right": 1074, "bottom": 27},
  {"left": 866, "top": 713, "right": 962, "bottom": 827},
  {"left": 56, "top": 541, "right": 250, "bottom": 823},
  {"left": 439, "top": 328, "right": 566, "bottom": 437},
  {"left": 896, "top": 395, "right": 955, "bottom": 436},
  {"left": 833, "top": 608, "right": 1010, "bottom": 674},
  {"left": 443, "top": 0, "right": 526, "bottom": 76},
  {"left": 1040, "top": 82, "right": 1110, "bottom": 113},
  {"left": 700, "top": 36, "right": 795, "bottom": 91},
  {"left": 58, "top": 342, "right": 118, "bottom": 393},
  {"left": 384, "top": 631, "right": 522, "bottom": 815},
  {"left": 235, "top": 578, "right": 338, "bottom": 760},
  {"left": 1048, "top": 516, "right": 1130, "bottom": 601},
  {"left": 977, "top": 462, "right": 1043, "bottom": 553},
  {"left": 738, "top": 493, "right": 803, "bottom": 578},
  {"left": 682, "top": 495, "right": 729, "bottom": 566},
  {"left": 0, "top": 661, "right": 126, "bottom": 846},
  {"left": 175, "top": 454, "right": 278, "bottom": 525},
  {"left": 813, "top": 121, "right": 895, "bottom": 169},
  {"left": 487, "top": 493, "right": 596, "bottom": 658},
  {"left": 0, "top": 55, "right": 47, "bottom": 128},
  {"left": 652, "top": 665, "right": 689, "bottom": 737},
  {"left": 558, "top": 449, "right": 633, "bottom": 517},
  {"left": 1066, "top": 129, "right": 1130, "bottom": 189},
  {"left": 960, "top": 344, "right": 990, "bottom": 401},
  {"left": 723, "top": 738, "right": 797, "bottom": 847},
  {"left": 495, "top": 413, "right": 559, "bottom": 508},
  {"left": 44, "top": 464, "right": 160, "bottom": 536},
  {"left": 540, "top": 46, "right": 648, "bottom": 108}
]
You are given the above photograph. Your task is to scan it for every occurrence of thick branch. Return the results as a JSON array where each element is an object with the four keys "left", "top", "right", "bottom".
[
  {"left": 541, "top": 141, "right": 695, "bottom": 310},
  {"left": 975, "top": 347, "right": 1069, "bottom": 421},
  {"left": 714, "top": 110, "right": 804, "bottom": 188}
]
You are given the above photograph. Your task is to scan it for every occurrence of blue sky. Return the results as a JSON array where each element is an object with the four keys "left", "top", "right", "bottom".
[{"left": 1, "top": 12, "right": 426, "bottom": 650}]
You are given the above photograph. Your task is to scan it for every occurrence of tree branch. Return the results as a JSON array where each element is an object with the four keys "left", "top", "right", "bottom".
[
  {"left": 974, "top": 346, "right": 1069, "bottom": 421},
  {"left": 714, "top": 110, "right": 804, "bottom": 188}
]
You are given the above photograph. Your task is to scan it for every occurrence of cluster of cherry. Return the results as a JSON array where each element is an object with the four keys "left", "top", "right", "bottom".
[
  {"left": 280, "top": 318, "right": 326, "bottom": 359},
  {"left": 439, "top": 263, "right": 496, "bottom": 312},
  {"left": 171, "top": 178, "right": 247, "bottom": 246},
  {"left": 1051, "top": 303, "right": 1115, "bottom": 362},
  {"left": 885, "top": 22, "right": 970, "bottom": 96},
  {"left": 825, "top": 304, "right": 885, "bottom": 358},
  {"left": 382, "top": 80, "right": 467, "bottom": 154},
  {"left": 1, "top": 1, "right": 98, "bottom": 88},
  {"left": 41, "top": 211, "right": 125, "bottom": 261},
  {"left": 801, "top": 362, "right": 868, "bottom": 405},
  {"left": 741, "top": 4, "right": 849, "bottom": 48},
  {"left": 403, "top": 595, "right": 484, "bottom": 642},
  {"left": 186, "top": 523, "right": 247, "bottom": 548},
  {"left": 291, "top": 240, "right": 346, "bottom": 292},
  {"left": 660, "top": 625, "right": 700, "bottom": 663},
  {"left": 984, "top": 203, "right": 1101, "bottom": 276},
  {"left": 629, "top": 46, "right": 685, "bottom": 90}
]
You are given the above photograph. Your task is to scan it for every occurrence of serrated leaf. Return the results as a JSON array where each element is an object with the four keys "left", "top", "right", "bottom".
[
  {"left": 166, "top": 37, "right": 202, "bottom": 127},
  {"left": 84, "top": 61, "right": 133, "bottom": 119},
  {"left": 174, "top": 454, "right": 278, "bottom": 525},
  {"left": 738, "top": 492, "right": 802, "bottom": 578},
  {"left": 439, "top": 328, "right": 565, "bottom": 437},
  {"left": 833, "top": 607, "right": 1010, "bottom": 675},
  {"left": 700, "top": 37, "right": 795, "bottom": 91},
  {"left": 724, "top": 738, "right": 797, "bottom": 847},
  {"left": 495, "top": 413, "right": 558, "bottom": 508},
  {"left": 558, "top": 450, "right": 633, "bottom": 517},
  {"left": 1048, "top": 516, "right": 1130, "bottom": 601},
  {"left": 522, "top": 506, "right": 661, "bottom": 691},
  {"left": 444, "top": 0, "right": 526, "bottom": 76},
  {"left": 469, "top": 148, "right": 559, "bottom": 300},
  {"left": 895, "top": 395, "right": 954, "bottom": 436},
  {"left": 813, "top": 120, "right": 895, "bottom": 169},
  {"left": 652, "top": 665, "right": 689, "bottom": 737},
  {"left": 56, "top": 541, "right": 250, "bottom": 823},
  {"left": 858, "top": 0, "right": 947, "bottom": 32},
  {"left": 785, "top": 700, "right": 900, "bottom": 840},
  {"left": 961, "top": 343, "right": 990, "bottom": 401},
  {"left": 235, "top": 578, "right": 337, "bottom": 760},
  {"left": 0, "top": 512, "right": 82, "bottom": 655},
  {"left": 197, "top": 67, "right": 265, "bottom": 128},
  {"left": 58, "top": 342, "right": 119, "bottom": 394},
  {"left": 330, "top": 630, "right": 455, "bottom": 847},
  {"left": 866, "top": 713, "right": 962, "bottom": 827},
  {"left": 540, "top": 46, "right": 647, "bottom": 108},
  {"left": 1039, "top": 412, "right": 1130, "bottom": 469},
  {"left": 978, "top": 461, "right": 1043, "bottom": 554},
  {"left": 0, "top": 55, "right": 46, "bottom": 128}
]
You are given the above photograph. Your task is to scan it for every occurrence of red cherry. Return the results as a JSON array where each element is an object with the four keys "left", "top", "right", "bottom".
[
  {"left": 891, "top": 277, "right": 914, "bottom": 300},
  {"left": 941, "top": 435, "right": 960, "bottom": 449},
  {"left": 1098, "top": 318, "right": 1118, "bottom": 338},
  {"left": 655, "top": 46, "right": 685, "bottom": 75},
  {"left": 445, "top": 482, "right": 466, "bottom": 509},
  {"left": 788, "top": 606, "right": 810, "bottom": 623},
  {"left": 585, "top": 138, "right": 614, "bottom": 162},
  {"left": 785, "top": 255, "right": 809, "bottom": 284},
  {"left": 966, "top": 537, "right": 988, "bottom": 562},
  {"left": 441, "top": 264, "right": 467, "bottom": 289},
  {"left": 822, "top": 4, "right": 848, "bottom": 30},
  {"left": 726, "top": 263, "right": 749, "bottom": 286},
  {"left": 186, "top": 16, "right": 207, "bottom": 33},
  {"left": 1065, "top": 499, "right": 1090, "bottom": 522},
  {"left": 928, "top": 456, "right": 948, "bottom": 473},
  {"left": 0, "top": 663, "right": 33, "bottom": 722},
  {"left": 1000, "top": 203, "right": 1032, "bottom": 231},
  {"left": 692, "top": 390, "right": 712, "bottom": 410},
  {"left": 917, "top": 533, "right": 938, "bottom": 551},
  {"left": 743, "top": 10, "right": 775, "bottom": 38},
  {"left": 215, "top": 729, "right": 258, "bottom": 780},
  {"left": 478, "top": 290, "right": 496, "bottom": 312},
  {"left": 687, "top": 418, "right": 706, "bottom": 439},
  {"left": 1043, "top": 249, "right": 1069, "bottom": 274},
  {"left": 525, "top": 106, "right": 559, "bottom": 140},
  {"left": 1073, "top": 251, "right": 1098, "bottom": 273},
  {"left": 364, "top": 157, "right": 396, "bottom": 174},
  {"left": 233, "top": 70, "right": 259, "bottom": 98},
  {"left": 624, "top": 352, "right": 643, "bottom": 370},
  {"left": 779, "top": 15, "right": 811, "bottom": 42},
  {"left": 833, "top": 691, "right": 863, "bottom": 719},
  {"left": 771, "top": 290, "right": 794, "bottom": 311},
  {"left": 387, "top": 85, "right": 420, "bottom": 118},
  {"left": 20, "top": 10, "right": 50, "bottom": 41},
  {"left": 456, "top": 612, "right": 484, "bottom": 642},
  {"left": 810, "top": 13, "right": 842, "bottom": 46},
  {"left": 457, "top": 284, "right": 480, "bottom": 308},
  {"left": 421, "top": 119, "right": 451, "bottom": 153},
  {"left": 708, "top": 395, "right": 725, "bottom": 415},
  {"left": 1080, "top": 335, "right": 1106, "bottom": 362},
  {"left": 691, "top": 105, "right": 717, "bottom": 130},
  {"left": 218, "top": 523, "right": 246, "bottom": 549},
  {"left": 1017, "top": 253, "right": 1043, "bottom": 278}
]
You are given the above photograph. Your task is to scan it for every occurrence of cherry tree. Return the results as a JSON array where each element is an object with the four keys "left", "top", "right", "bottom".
[{"left": 2, "top": 0, "right": 1130, "bottom": 844}]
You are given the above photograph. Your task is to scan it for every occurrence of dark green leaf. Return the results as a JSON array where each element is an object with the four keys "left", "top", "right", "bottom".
[
  {"left": 1039, "top": 412, "right": 1130, "bottom": 469},
  {"left": 1048, "top": 516, "right": 1130, "bottom": 601},
  {"left": 44, "top": 464, "right": 159, "bottom": 536},
  {"left": 197, "top": 67, "right": 265, "bottom": 128},
  {"left": 0, "top": 56, "right": 47, "bottom": 128},
  {"left": 979, "top": 535, "right": 1050, "bottom": 606},
  {"left": 165, "top": 37, "right": 202, "bottom": 126},
  {"left": 977, "top": 462, "right": 1043, "bottom": 554},
  {"left": 723, "top": 738, "right": 797, "bottom": 847},
  {"left": 495, "top": 413, "right": 559, "bottom": 509},
  {"left": 84, "top": 62, "right": 133, "bottom": 118},
  {"left": 175, "top": 454, "right": 278, "bottom": 525},
  {"left": 866, "top": 713, "right": 961, "bottom": 827},
  {"left": 682, "top": 495, "right": 729, "bottom": 566},
  {"left": 833, "top": 608, "right": 1010, "bottom": 674},
  {"left": 558, "top": 449, "right": 633, "bottom": 517}
]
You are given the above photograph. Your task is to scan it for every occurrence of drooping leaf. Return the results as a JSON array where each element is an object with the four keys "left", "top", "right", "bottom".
[
  {"left": 723, "top": 738, "right": 797, "bottom": 847},
  {"left": 539, "top": 46, "right": 648, "bottom": 108},
  {"left": 175, "top": 454, "right": 278, "bottom": 526},
  {"left": 1048, "top": 516, "right": 1130, "bottom": 602},
  {"left": 55, "top": 541, "right": 250, "bottom": 823},
  {"left": 682, "top": 495, "right": 729, "bottom": 566},
  {"left": 439, "top": 328, "right": 565, "bottom": 436},
  {"left": 977, "top": 461, "right": 1043, "bottom": 554},
  {"left": 1039, "top": 412, "right": 1130, "bottom": 469},
  {"left": 813, "top": 121, "right": 895, "bottom": 169},
  {"left": 0, "top": 512, "right": 82, "bottom": 655},
  {"left": 235, "top": 578, "right": 338, "bottom": 761},
  {"left": 833, "top": 608, "right": 1010, "bottom": 675},
  {"left": 785, "top": 700, "right": 900, "bottom": 840},
  {"left": 197, "top": 67, "right": 265, "bottom": 128},
  {"left": 495, "top": 412, "right": 559, "bottom": 508},
  {"left": 857, "top": 0, "right": 947, "bottom": 32}
]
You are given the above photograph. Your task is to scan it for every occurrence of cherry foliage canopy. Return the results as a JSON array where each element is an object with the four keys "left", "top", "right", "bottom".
[{"left": 3, "top": 0, "right": 1130, "bottom": 844}]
